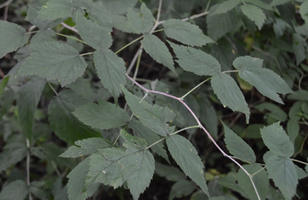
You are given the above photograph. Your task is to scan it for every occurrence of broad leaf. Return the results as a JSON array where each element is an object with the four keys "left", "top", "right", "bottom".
[
  {"left": 240, "top": 4, "right": 266, "bottom": 30},
  {"left": 52, "top": 178, "right": 67, "bottom": 200},
  {"left": 166, "top": 135, "right": 209, "bottom": 197},
  {"left": 103, "top": 0, "right": 138, "bottom": 15},
  {"left": 94, "top": 49, "right": 126, "bottom": 98},
  {"left": 233, "top": 56, "right": 293, "bottom": 104},
  {"left": 293, "top": 33, "right": 306, "bottom": 65},
  {"left": 222, "top": 122, "right": 256, "bottom": 163},
  {"left": 210, "top": 0, "right": 241, "bottom": 15},
  {"left": 299, "top": 1, "right": 308, "bottom": 22},
  {"left": 244, "top": 0, "right": 275, "bottom": 11},
  {"left": 0, "top": 20, "right": 27, "bottom": 59},
  {"left": 17, "top": 78, "right": 45, "bottom": 142},
  {"left": 122, "top": 86, "right": 175, "bottom": 137},
  {"left": 237, "top": 164, "right": 269, "bottom": 200},
  {"left": 0, "top": 180, "right": 28, "bottom": 200},
  {"left": 112, "top": 15, "right": 140, "bottom": 34},
  {"left": 142, "top": 34, "right": 176, "bottom": 74},
  {"left": 48, "top": 90, "right": 101, "bottom": 144},
  {"left": 163, "top": 19, "right": 214, "bottom": 46},
  {"left": 60, "top": 137, "right": 112, "bottom": 158},
  {"left": 76, "top": 14, "right": 112, "bottom": 50},
  {"left": 265, "top": 155, "right": 297, "bottom": 200},
  {"left": 18, "top": 41, "right": 87, "bottom": 86},
  {"left": 67, "top": 158, "right": 100, "bottom": 200},
  {"left": 270, "top": 0, "right": 292, "bottom": 6},
  {"left": 155, "top": 162, "right": 186, "bottom": 182},
  {"left": 254, "top": 102, "right": 288, "bottom": 122},
  {"left": 168, "top": 41, "right": 221, "bottom": 76},
  {"left": 211, "top": 72, "right": 250, "bottom": 122},
  {"left": 73, "top": 101, "right": 130, "bottom": 130},
  {"left": 127, "top": 3, "right": 155, "bottom": 33},
  {"left": 169, "top": 180, "right": 195, "bottom": 200},
  {"left": 260, "top": 122, "right": 294, "bottom": 157}
]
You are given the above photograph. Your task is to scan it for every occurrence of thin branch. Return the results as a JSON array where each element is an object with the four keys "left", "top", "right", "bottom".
[
  {"left": 26, "top": 139, "right": 32, "bottom": 200},
  {"left": 181, "top": 77, "right": 212, "bottom": 100},
  {"left": 127, "top": 47, "right": 143, "bottom": 75},
  {"left": 61, "top": 22, "right": 78, "bottom": 33},
  {"left": 156, "top": 0, "right": 163, "bottom": 23}
]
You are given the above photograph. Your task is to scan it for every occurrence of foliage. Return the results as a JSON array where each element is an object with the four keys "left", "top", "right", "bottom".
[{"left": 0, "top": 0, "right": 308, "bottom": 200}]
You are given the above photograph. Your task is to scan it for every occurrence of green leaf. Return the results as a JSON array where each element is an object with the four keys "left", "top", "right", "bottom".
[
  {"left": 233, "top": 56, "right": 293, "bottom": 104},
  {"left": 236, "top": 164, "right": 269, "bottom": 200},
  {"left": 155, "top": 162, "right": 186, "bottom": 182},
  {"left": 111, "top": 15, "right": 140, "bottom": 34},
  {"left": 254, "top": 102, "right": 288, "bottom": 122},
  {"left": 86, "top": 130, "right": 155, "bottom": 200},
  {"left": 127, "top": 3, "right": 155, "bottom": 33},
  {"left": 129, "top": 120, "right": 169, "bottom": 162},
  {"left": 52, "top": 178, "right": 68, "bottom": 200},
  {"left": 122, "top": 86, "right": 175, "bottom": 137},
  {"left": 141, "top": 34, "right": 176, "bottom": 74},
  {"left": 73, "top": 101, "right": 130, "bottom": 130},
  {"left": 293, "top": 33, "right": 306, "bottom": 65},
  {"left": 103, "top": 0, "right": 138, "bottom": 15},
  {"left": 295, "top": 164, "right": 308, "bottom": 180},
  {"left": 168, "top": 41, "right": 221, "bottom": 76},
  {"left": 0, "top": 180, "right": 28, "bottom": 200},
  {"left": 287, "top": 120, "right": 299, "bottom": 143},
  {"left": 207, "top": 10, "right": 239, "bottom": 41},
  {"left": 169, "top": 180, "right": 195, "bottom": 200},
  {"left": 76, "top": 14, "right": 112, "bottom": 49},
  {"left": 18, "top": 41, "right": 88, "bottom": 86},
  {"left": 299, "top": 1, "right": 308, "bottom": 22},
  {"left": 288, "top": 101, "right": 303, "bottom": 121},
  {"left": 208, "top": 196, "right": 238, "bottom": 200},
  {"left": 270, "top": 0, "right": 292, "bottom": 6},
  {"left": 0, "top": 21, "right": 27, "bottom": 59},
  {"left": 60, "top": 137, "right": 112, "bottom": 158},
  {"left": 240, "top": 4, "right": 266, "bottom": 30},
  {"left": 0, "top": 76, "right": 9, "bottom": 99},
  {"left": 222, "top": 122, "right": 256, "bottom": 163},
  {"left": 94, "top": 49, "right": 127, "bottom": 98},
  {"left": 48, "top": 90, "right": 101, "bottom": 144},
  {"left": 244, "top": 0, "right": 275, "bottom": 11},
  {"left": 17, "top": 78, "right": 45, "bottom": 142},
  {"left": 261, "top": 123, "right": 294, "bottom": 157},
  {"left": 209, "top": 0, "right": 241, "bottom": 15},
  {"left": 166, "top": 135, "right": 209, "bottom": 197},
  {"left": 265, "top": 155, "right": 297, "bottom": 200},
  {"left": 211, "top": 72, "right": 250, "bottom": 123},
  {"left": 163, "top": 19, "right": 214, "bottom": 46},
  {"left": 67, "top": 158, "right": 100, "bottom": 200}
]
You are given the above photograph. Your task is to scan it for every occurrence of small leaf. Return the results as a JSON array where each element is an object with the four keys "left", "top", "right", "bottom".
[
  {"left": 236, "top": 164, "right": 269, "bottom": 200},
  {"left": 127, "top": 3, "right": 155, "bottom": 33},
  {"left": 76, "top": 13, "right": 112, "bottom": 49},
  {"left": 142, "top": 34, "right": 176, "bottom": 74},
  {"left": 73, "top": 101, "right": 130, "bottom": 130},
  {"left": 163, "top": 19, "right": 214, "bottom": 46},
  {"left": 166, "top": 135, "right": 209, "bottom": 197},
  {"left": 60, "top": 137, "right": 112, "bottom": 158},
  {"left": 169, "top": 180, "right": 195, "bottom": 200},
  {"left": 94, "top": 49, "right": 127, "bottom": 98},
  {"left": 0, "top": 20, "right": 27, "bottom": 59},
  {"left": 265, "top": 155, "right": 298, "bottom": 200},
  {"left": 233, "top": 56, "right": 293, "bottom": 104},
  {"left": 295, "top": 165, "right": 308, "bottom": 180},
  {"left": 211, "top": 72, "right": 250, "bottom": 122},
  {"left": 155, "top": 162, "right": 186, "bottom": 182},
  {"left": 240, "top": 4, "right": 266, "bottom": 30},
  {"left": 287, "top": 120, "right": 299, "bottom": 143},
  {"left": 48, "top": 90, "right": 101, "bottom": 144},
  {"left": 67, "top": 158, "right": 100, "bottom": 200},
  {"left": 17, "top": 78, "right": 46, "bottom": 142},
  {"left": 0, "top": 180, "right": 28, "bottom": 200},
  {"left": 122, "top": 86, "right": 175, "bottom": 137},
  {"left": 168, "top": 41, "right": 221, "bottom": 76},
  {"left": 0, "top": 76, "right": 9, "bottom": 99},
  {"left": 254, "top": 102, "right": 288, "bottom": 122},
  {"left": 222, "top": 122, "right": 256, "bottom": 163},
  {"left": 260, "top": 122, "right": 294, "bottom": 157},
  {"left": 18, "top": 41, "right": 87, "bottom": 86},
  {"left": 210, "top": 0, "right": 241, "bottom": 15}
]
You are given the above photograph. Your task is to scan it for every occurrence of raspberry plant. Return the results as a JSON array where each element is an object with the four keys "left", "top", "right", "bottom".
[{"left": 0, "top": 0, "right": 308, "bottom": 200}]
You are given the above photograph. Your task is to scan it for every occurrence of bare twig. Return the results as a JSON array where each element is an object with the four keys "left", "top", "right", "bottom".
[{"left": 61, "top": 22, "right": 78, "bottom": 33}]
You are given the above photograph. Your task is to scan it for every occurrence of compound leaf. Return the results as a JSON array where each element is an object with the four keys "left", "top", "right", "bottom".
[
  {"left": 211, "top": 72, "right": 250, "bottom": 123},
  {"left": 236, "top": 164, "right": 269, "bottom": 200},
  {"left": 0, "top": 20, "right": 27, "bottom": 59},
  {"left": 142, "top": 34, "right": 176, "bottom": 74},
  {"left": 76, "top": 14, "right": 112, "bottom": 49},
  {"left": 210, "top": 0, "right": 241, "bottom": 15},
  {"left": 265, "top": 155, "right": 297, "bottom": 200},
  {"left": 73, "top": 101, "right": 130, "bottom": 130},
  {"left": 0, "top": 180, "right": 28, "bottom": 200},
  {"left": 17, "top": 78, "right": 46, "bottom": 143},
  {"left": 48, "top": 90, "right": 101, "bottom": 144},
  {"left": 127, "top": 3, "right": 155, "bottom": 33},
  {"left": 222, "top": 122, "right": 256, "bottom": 163},
  {"left": 163, "top": 19, "right": 214, "bottom": 46},
  {"left": 94, "top": 49, "right": 126, "bottom": 98},
  {"left": 166, "top": 135, "right": 209, "bottom": 197},
  {"left": 122, "top": 86, "right": 175, "bottom": 137},
  {"left": 18, "top": 41, "right": 87, "bottom": 86},
  {"left": 260, "top": 122, "right": 294, "bottom": 157},
  {"left": 233, "top": 56, "right": 292, "bottom": 104},
  {"left": 67, "top": 158, "right": 100, "bottom": 200},
  {"left": 168, "top": 41, "right": 221, "bottom": 76},
  {"left": 240, "top": 4, "right": 266, "bottom": 30}
]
